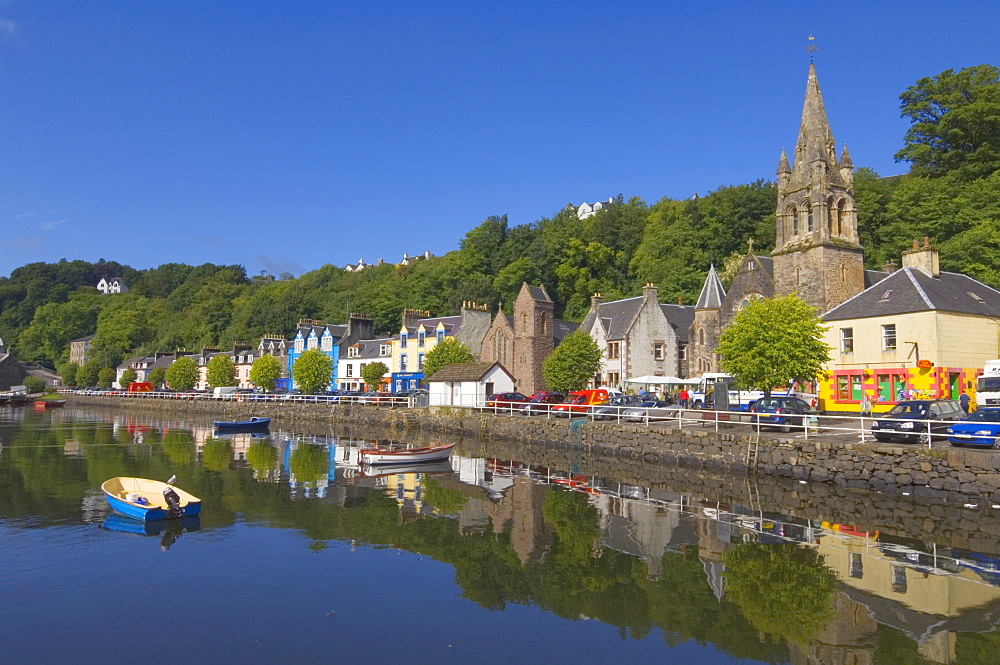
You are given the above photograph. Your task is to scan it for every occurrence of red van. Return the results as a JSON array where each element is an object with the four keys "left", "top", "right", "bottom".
[{"left": 552, "top": 389, "right": 610, "bottom": 417}]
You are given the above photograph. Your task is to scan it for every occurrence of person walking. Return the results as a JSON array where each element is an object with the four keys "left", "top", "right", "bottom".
[
  {"left": 960, "top": 391, "right": 971, "bottom": 414},
  {"left": 860, "top": 391, "right": 872, "bottom": 417},
  {"left": 678, "top": 388, "right": 689, "bottom": 409}
]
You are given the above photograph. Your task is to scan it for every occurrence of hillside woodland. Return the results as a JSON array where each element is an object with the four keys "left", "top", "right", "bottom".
[{"left": 4, "top": 64, "right": 1000, "bottom": 371}]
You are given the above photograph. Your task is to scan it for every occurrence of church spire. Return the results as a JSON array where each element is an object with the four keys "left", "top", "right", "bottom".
[
  {"left": 777, "top": 149, "right": 791, "bottom": 175},
  {"left": 793, "top": 63, "right": 837, "bottom": 170},
  {"left": 694, "top": 264, "right": 726, "bottom": 310}
]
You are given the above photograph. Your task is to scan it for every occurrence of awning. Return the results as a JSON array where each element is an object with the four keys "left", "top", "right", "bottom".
[{"left": 622, "top": 375, "right": 699, "bottom": 385}]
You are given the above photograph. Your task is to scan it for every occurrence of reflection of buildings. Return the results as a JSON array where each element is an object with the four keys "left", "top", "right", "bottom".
[
  {"left": 591, "top": 489, "right": 684, "bottom": 579},
  {"left": 482, "top": 475, "right": 553, "bottom": 565}
]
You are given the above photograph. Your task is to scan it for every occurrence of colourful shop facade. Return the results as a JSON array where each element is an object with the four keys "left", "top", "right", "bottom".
[{"left": 819, "top": 364, "right": 981, "bottom": 414}]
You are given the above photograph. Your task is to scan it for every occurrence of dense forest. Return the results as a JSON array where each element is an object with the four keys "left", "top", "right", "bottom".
[{"left": 3, "top": 64, "right": 999, "bottom": 370}]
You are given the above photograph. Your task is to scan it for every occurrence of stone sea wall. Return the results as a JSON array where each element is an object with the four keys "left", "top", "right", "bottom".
[{"left": 67, "top": 396, "right": 1000, "bottom": 503}]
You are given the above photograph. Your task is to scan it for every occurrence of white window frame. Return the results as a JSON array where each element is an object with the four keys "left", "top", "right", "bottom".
[
  {"left": 881, "top": 324, "right": 897, "bottom": 351},
  {"left": 841, "top": 327, "right": 854, "bottom": 354}
]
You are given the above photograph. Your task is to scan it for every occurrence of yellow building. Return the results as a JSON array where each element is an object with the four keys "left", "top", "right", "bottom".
[
  {"left": 389, "top": 304, "right": 491, "bottom": 393},
  {"left": 819, "top": 241, "right": 1000, "bottom": 413}
]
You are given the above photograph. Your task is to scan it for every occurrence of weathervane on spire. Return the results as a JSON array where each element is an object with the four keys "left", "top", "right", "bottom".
[{"left": 805, "top": 34, "right": 819, "bottom": 61}]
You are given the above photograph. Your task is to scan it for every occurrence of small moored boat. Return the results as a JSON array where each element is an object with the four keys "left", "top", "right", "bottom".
[
  {"left": 34, "top": 399, "right": 66, "bottom": 407},
  {"left": 358, "top": 459, "right": 453, "bottom": 478},
  {"left": 213, "top": 417, "right": 271, "bottom": 430},
  {"left": 101, "top": 476, "right": 201, "bottom": 521},
  {"left": 358, "top": 442, "right": 455, "bottom": 466}
]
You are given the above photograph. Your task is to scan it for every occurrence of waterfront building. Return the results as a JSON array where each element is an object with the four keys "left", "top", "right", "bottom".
[
  {"left": 96, "top": 276, "right": 127, "bottom": 294},
  {"left": 579, "top": 283, "right": 694, "bottom": 386},
  {"left": 338, "top": 337, "right": 392, "bottom": 391}
]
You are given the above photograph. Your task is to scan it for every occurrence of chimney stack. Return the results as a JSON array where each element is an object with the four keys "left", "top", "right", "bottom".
[
  {"left": 590, "top": 292, "right": 605, "bottom": 309},
  {"left": 901, "top": 236, "right": 940, "bottom": 278}
]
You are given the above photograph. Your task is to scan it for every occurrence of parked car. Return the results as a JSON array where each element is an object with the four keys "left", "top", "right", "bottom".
[
  {"left": 870, "top": 399, "right": 965, "bottom": 444},
  {"left": 519, "top": 393, "right": 565, "bottom": 415},
  {"left": 750, "top": 396, "right": 811, "bottom": 433},
  {"left": 485, "top": 392, "right": 530, "bottom": 410},
  {"left": 947, "top": 408, "right": 1000, "bottom": 447},
  {"left": 590, "top": 394, "right": 649, "bottom": 420}
]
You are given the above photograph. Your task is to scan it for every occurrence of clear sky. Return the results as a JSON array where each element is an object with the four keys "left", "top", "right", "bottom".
[{"left": 2, "top": 1, "right": 998, "bottom": 279}]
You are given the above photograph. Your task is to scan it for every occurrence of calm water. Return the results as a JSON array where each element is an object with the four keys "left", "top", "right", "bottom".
[{"left": 3, "top": 407, "right": 1000, "bottom": 664}]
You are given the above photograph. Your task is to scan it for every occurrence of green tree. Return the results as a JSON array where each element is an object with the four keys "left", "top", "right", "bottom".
[
  {"left": 97, "top": 367, "right": 115, "bottom": 388},
  {"left": 119, "top": 367, "right": 137, "bottom": 387},
  {"left": 166, "top": 356, "right": 199, "bottom": 391},
  {"left": 24, "top": 376, "right": 46, "bottom": 394},
  {"left": 292, "top": 348, "right": 333, "bottom": 394},
  {"left": 58, "top": 361, "right": 79, "bottom": 387},
  {"left": 542, "top": 330, "right": 603, "bottom": 394},
  {"left": 723, "top": 541, "right": 838, "bottom": 645},
  {"left": 206, "top": 353, "right": 236, "bottom": 389},
  {"left": 249, "top": 354, "right": 282, "bottom": 392},
  {"left": 422, "top": 338, "right": 475, "bottom": 380},
  {"left": 716, "top": 294, "right": 831, "bottom": 395},
  {"left": 77, "top": 359, "right": 101, "bottom": 387},
  {"left": 895, "top": 64, "right": 1000, "bottom": 180},
  {"left": 361, "top": 361, "right": 389, "bottom": 391},
  {"left": 148, "top": 367, "right": 166, "bottom": 388}
]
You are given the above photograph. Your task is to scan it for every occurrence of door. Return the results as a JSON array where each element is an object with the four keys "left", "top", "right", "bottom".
[{"left": 949, "top": 372, "right": 960, "bottom": 398}]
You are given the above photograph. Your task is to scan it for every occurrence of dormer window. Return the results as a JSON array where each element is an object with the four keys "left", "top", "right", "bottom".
[
  {"left": 348, "top": 346, "right": 359, "bottom": 358},
  {"left": 294, "top": 338, "right": 304, "bottom": 353},
  {"left": 417, "top": 331, "right": 425, "bottom": 347},
  {"left": 380, "top": 344, "right": 390, "bottom": 356},
  {"left": 321, "top": 336, "right": 333, "bottom": 351},
  {"left": 436, "top": 329, "right": 445, "bottom": 342},
  {"left": 400, "top": 333, "right": 408, "bottom": 348}
]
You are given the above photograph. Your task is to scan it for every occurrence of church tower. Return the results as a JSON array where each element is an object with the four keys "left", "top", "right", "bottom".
[
  {"left": 689, "top": 265, "right": 725, "bottom": 375},
  {"left": 772, "top": 63, "right": 865, "bottom": 313}
]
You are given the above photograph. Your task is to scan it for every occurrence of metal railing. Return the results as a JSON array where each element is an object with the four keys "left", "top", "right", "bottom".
[
  {"left": 470, "top": 399, "right": 974, "bottom": 450},
  {"left": 60, "top": 388, "right": 423, "bottom": 408}
]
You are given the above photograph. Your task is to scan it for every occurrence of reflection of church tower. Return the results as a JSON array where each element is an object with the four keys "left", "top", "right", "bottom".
[
  {"left": 690, "top": 265, "right": 725, "bottom": 374},
  {"left": 773, "top": 63, "right": 865, "bottom": 313}
]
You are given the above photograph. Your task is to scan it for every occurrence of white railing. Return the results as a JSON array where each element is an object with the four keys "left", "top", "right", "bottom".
[
  {"left": 61, "top": 388, "right": 421, "bottom": 408},
  {"left": 470, "top": 399, "right": 971, "bottom": 450}
]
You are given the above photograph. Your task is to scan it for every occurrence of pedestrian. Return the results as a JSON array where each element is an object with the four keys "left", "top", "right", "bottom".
[
  {"left": 960, "top": 392, "right": 971, "bottom": 413},
  {"left": 860, "top": 391, "right": 872, "bottom": 417},
  {"left": 678, "top": 388, "right": 690, "bottom": 409}
]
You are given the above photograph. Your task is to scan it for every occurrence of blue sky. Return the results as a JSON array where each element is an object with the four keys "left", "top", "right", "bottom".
[{"left": 2, "top": 1, "right": 998, "bottom": 279}]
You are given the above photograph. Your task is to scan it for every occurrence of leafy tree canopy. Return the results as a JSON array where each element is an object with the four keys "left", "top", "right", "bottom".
[
  {"left": 206, "top": 353, "right": 237, "bottom": 388},
  {"left": 542, "top": 330, "right": 603, "bottom": 394},
  {"left": 165, "top": 356, "right": 199, "bottom": 391},
  {"left": 422, "top": 338, "right": 475, "bottom": 380},
  {"left": 76, "top": 359, "right": 101, "bottom": 388},
  {"left": 148, "top": 367, "right": 166, "bottom": 388},
  {"left": 716, "top": 294, "right": 831, "bottom": 394},
  {"left": 119, "top": 367, "right": 137, "bottom": 387},
  {"left": 58, "top": 361, "right": 78, "bottom": 387},
  {"left": 361, "top": 361, "right": 389, "bottom": 391},
  {"left": 249, "top": 354, "right": 282, "bottom": 392},
  {"left": 895, "top": 64, "right": 1000, "bottom": 180},
  {"left": 97, "top": 367, "right": 115, "bottom": 388},
  {"left": 293, "top": 348, "right": 333, "bottom": 394}
]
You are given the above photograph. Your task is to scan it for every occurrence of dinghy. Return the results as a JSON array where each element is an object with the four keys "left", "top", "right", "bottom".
[{"left": 101, "top": 476, "right": 201, "bottom": 521}]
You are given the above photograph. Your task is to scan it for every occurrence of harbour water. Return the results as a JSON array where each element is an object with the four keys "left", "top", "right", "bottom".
[{"left": 2, "top": 406, "right": 1000, "bottom": 664}]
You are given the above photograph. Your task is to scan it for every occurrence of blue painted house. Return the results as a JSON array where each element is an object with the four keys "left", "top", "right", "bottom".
[{"left": 286, "top": 319, "right": 346, "bottom": 391}]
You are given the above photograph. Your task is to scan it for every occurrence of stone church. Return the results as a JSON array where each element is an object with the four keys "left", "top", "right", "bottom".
[
  {"left": 478, "top": 283, "right": 579, "bottom": 395},
  {"left": 688, "top": 63, "right": 884, "bottom": 375}
]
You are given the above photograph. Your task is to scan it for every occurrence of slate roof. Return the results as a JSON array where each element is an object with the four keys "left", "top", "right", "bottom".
[
  {"left": 553, "top": 319, "right": 579, "bottom": 343},
  {"left": 580, "top": 296, "right": 644, "bottom": 341},
  {"left": 660, "top": 303, "right": 695, "bottom": 343},
  {"left": 526, "top": 285, "right": 552, "bottom": 302},
  {"left": 352, "top": 338, "right": 392, "bottom": 360},
  {"left": 426, "top": 362, "right": 508, "bottom": 382},
  {"left": 823, "top": 268, "right": 1000, "bottom": 321},
  {"left": 695, "top": 265, "right": 726, "bottom": 310},
  {"left": 404, "top": 315, "right": 461, "bottom": 335}
]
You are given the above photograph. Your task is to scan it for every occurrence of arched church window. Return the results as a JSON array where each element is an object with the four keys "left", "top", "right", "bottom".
[
  {"left": 805, "top": 202, "right": 814, "bottom": 233},
  {"left": 837, "top": 199, "right": 846, "bottom": 236},
  {"left": 791, "top": 205, "right": 799, "bottom": 235},
  {"left": 699, "top": 328, "right": 704, "bottom": 345},
  {"left": 796, "top": 267, "right": 801, "bottom": 286},
  {"left": 828, "top": 196, "right": 837, "bottom": 234},
  {"left": 841, "top": 264, "right": 847, "bottom": 282}
]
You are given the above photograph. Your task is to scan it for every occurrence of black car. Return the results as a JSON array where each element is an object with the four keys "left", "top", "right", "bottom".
[
  {"left": 870, "top": 399, "right": 964, "bottom": 443},
  {"left": 749, "top": 396, "right": 811, "bottom": 432}
]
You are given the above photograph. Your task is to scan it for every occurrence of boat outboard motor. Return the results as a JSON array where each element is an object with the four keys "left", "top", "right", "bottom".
[{"left": 162, "top": 485, "right": 184, "bottom": 518}]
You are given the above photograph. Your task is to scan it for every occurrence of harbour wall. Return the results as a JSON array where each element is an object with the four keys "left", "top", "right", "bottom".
[{"left": 67, "top": 395, "right": 1000, "bottom": 504}]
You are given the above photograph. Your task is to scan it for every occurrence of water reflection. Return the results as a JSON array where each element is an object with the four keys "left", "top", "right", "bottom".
[{"left": 4, "top": 406, "right": 1000, "bottom": 663}]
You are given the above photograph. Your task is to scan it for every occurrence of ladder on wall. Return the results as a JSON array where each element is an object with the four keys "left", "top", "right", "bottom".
[{"left": 744, "top": 434, "right": 761, "bottom": 473}]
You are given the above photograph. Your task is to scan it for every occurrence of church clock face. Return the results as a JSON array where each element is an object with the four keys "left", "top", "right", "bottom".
[{"left": 737, "top": 293, "right": 764, "bottom": 311}]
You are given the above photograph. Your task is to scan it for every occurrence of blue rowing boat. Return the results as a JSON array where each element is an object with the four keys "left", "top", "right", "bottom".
[
  {"left": 101, "top": 476, "right": 201, "bottom": 521},
  {"left": 213, "top": 417, "right": 271, "bottom": 430}
]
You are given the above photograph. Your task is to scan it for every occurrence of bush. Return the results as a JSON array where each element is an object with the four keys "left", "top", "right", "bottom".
[{"left": 24, "top": 376, "right": 46, "bottom": 394}]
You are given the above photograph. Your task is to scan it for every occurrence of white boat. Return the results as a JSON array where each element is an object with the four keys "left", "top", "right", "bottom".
[{"left": 358, "top": 443, "right": 455, "bottom": 466}]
